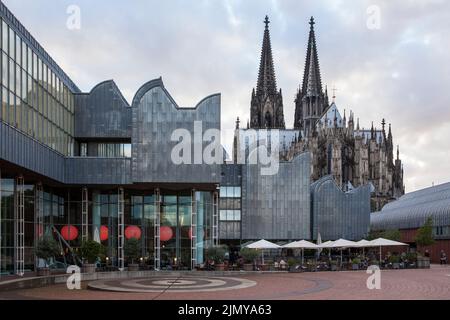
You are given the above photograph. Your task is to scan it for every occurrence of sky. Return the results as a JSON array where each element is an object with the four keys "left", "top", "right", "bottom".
[{"left": 3, "top": 0, "right": 450, "bottom": 193}]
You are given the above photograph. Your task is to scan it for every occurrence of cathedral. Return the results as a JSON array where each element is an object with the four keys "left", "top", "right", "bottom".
[{"left": 236, "top": 16, "right": 405, "bottom": 211}]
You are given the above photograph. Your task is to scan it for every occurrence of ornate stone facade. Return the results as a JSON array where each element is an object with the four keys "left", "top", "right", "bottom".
[
  {"left": 249, "top": 16, "right": 285, "bottom": 129},
  {"left": 237, "top": 16, "right": 405, "bottom": 211}
]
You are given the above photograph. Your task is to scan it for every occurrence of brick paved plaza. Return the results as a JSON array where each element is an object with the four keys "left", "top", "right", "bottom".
[{"left": 0, "top": 265, "right": 449, "bottom": 300}]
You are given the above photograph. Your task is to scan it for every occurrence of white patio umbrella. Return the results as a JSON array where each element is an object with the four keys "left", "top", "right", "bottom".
[
  {"left": 319, "top": 240, "right": 334, "bottom": 260},
  {"left": 323, "top": 239, "right": 358, "bottom": 266},
  {"left": 317, "top": 233, "right": 322, "bottom": 258},
  {"left": 94, "top": 227, "right": 101, "bottom": 243},
  {"left": 282, "top": 240, "right": 318, "bottom": 265},
  {"left": 245, "top": 240, "right": 281, "bottom": 265},
  {"left": 369, "top": 238, "right": 408, "bottom": 264},
  {"left": 356, "top": 239, "right": 373, "bottom": 257}
]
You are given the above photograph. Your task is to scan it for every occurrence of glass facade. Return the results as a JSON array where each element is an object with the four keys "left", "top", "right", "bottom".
[
  {"left": 0, "top": 175, "right": 215, "bottom": 274},
  {"left": 97, "top": 143, "right": 131, "bottom": 158},
  {"left": 0, "top": 18, "right": 75, "bottom": 156},
  {"left": 219, "top": 186, "right": 241, "bottom": 222}
]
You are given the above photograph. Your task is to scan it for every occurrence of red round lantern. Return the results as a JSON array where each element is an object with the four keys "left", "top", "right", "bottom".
[
  {"left": 125, "top": 225, "right": 142, "bottom": 240},
  {"left": 100, "top": 225, "right": 109, "bottom": 241},
  {"left": 160, "top": 226, "right": 173, "bottom": 242},
  {"left": 61, "top": 225, "right": 78, "bottom": 241},
  {"left": 36, "top": 225, "right": 44, "bottom": 237}
]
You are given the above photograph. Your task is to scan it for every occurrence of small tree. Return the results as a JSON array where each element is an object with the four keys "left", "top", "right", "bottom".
[
  {"left": 35, "top": 236, "right": 60, "bottom": 267},
  {"left": 240, "top": 248, "right": 259, "bottom": 263},
  {"left": 381, "top": 229, "right": 401, "bottom": 242},
  {"left": 206, "top": 245, "right": 227, "bottom": 263},
  {"left": 415, "top": 217, "right": 435, "bottom": 248},
  {"left": 124, "top": 238, "right": 141, "bottom": 264},
  {"left": 80, "top": 240, "right": 105, "bottom": 264}
]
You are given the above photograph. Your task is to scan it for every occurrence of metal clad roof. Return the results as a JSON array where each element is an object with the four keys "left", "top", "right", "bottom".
[{"left": 371, "top": 182, "right": 450, "bottom": 230}]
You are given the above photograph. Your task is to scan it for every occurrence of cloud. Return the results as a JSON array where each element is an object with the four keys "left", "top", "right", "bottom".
[{"left": 3, "top": 0, "right": 450, "bottom": 192}]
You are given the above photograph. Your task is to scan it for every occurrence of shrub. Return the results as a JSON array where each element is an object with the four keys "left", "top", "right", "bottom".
[
  {"left": 206, "top": 245, "right": 227, "bottom": 263},
  {"left": 80, "top": 240, "right": 105, "bottom": 264},
  {"left": 124, "top": 238, "right": 141, "bottom": 264},
  {"left": 405, "top": 252, "right": 417, "bottom": 261},
  {"left": 415, "top": 217, "right": 435, "bottom": 247},
  {"left": 388, "top": 255, "right": 400, "bottom": 263},
  {"left": 35, "top": 236, "right": 60, "bottom": 267},
  {"left": 240, "top": 248, "right": 259, "bottom": 263},
  {"left": 352, "top": 258, "right": 361, "bottom": 265},
  {"left": 288, "top": 258, "right": 297, "bottom": 267}
]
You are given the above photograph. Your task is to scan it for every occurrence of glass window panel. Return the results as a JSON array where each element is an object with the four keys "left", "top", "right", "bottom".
[
  {"left": 2, "top": 21, "right": 7, "bottom": 53},
  {"left": 8, "top": 91, "right": 14, "bottom": 126},
  {"left": 2, "top": 86, "right": 8, "bottom": 123},
  {"left": 219, "top": 210, "right": 227, "bottom": 221},
  {"left": 220, "top": 186, "right": 227, "bottom": 198},
  {"left": 22, "top": 42, "right": 27, "bottom": 71},
  {"left": 234, "top": 187, "right": 241, "bottom": 198},
  {"left": 32, "top": 52, "right": 37, "bottom": 79},
  {"left": 21, "top": 68, "right": 27, "bottom": 100},
  {"left": 15, "top": 35, "right": 20, "bottom": 64},
  {"left": 8, "top": 28, "right": 14, "bottom": 58},
  {"left": 8, "top": 58, "right": 14, "bottom": 91},
  {"left": 16, "top": 96, "right": 21, "bottom": 130},
  {"left": 15, "top": 63, "right": 20, "bottom": 96},
  {"left": 27, "top": 47, "right": 32, "bottom": 75},
  {"left": 2, "top": 52, "right": 7, "bottom": 87}
]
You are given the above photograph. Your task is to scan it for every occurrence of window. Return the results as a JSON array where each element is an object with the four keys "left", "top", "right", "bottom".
[
  {"left": 80, "top": 142, "right": 87, "bottom": 157},
  {"left": 219, "top": 210, "right": 241, "bottom": 221},
  {"left": 2, "top": 20, "right": 7, "bottom": 53},
  {"left": 97, "top": 142, "right": 131, "bottom": 157},
  {"left": 219, "top": 186, "right": 241, "bottom": 198}
]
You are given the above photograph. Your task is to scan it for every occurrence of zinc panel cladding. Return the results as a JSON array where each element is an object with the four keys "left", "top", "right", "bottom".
[
  {"left": 311, "top": 176, "right": 371, "bottom": 241},
  {"left": 131, "top": 79, "right": 221, "bottom": 184},
  {"left": 241, "top": 152, "right": 311, "bottom": 240},
  {"left": 74, "top": 80, "right": 131, "bottom": 139},
  {"left": 65, "top": 157, "right": 131, "bottom": 185},
  {"left": 371, "top": 182, "right": 450, "bottom": 231},
  {"left": 0, "top": 120, "right": 65, "bottom": 181}
]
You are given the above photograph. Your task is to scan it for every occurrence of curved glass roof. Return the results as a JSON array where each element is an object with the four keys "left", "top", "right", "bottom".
[{"left": 371, "top": 182, "right": 450, "bottom": 230}]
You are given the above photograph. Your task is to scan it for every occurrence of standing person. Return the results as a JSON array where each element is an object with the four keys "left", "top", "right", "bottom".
[
  {"left": 440, "top": 250, "right": 447, "bottom": 265},
  {"left": 424, "top": 249, "right": 430, "bottom": 258}
]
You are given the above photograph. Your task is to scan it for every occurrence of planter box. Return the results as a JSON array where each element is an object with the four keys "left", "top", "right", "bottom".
[
  {"left": 330, "top": 264, "right": 338, "bottom": 271},
  {"left": 243, "top": 263, "right": 253, "bottom": 271},
  {"left": 82, "top": 264, "right": 96, "bottom": 273},
  {"left": 215, "top": 264, "right": 226, "bottom": 271},
  {"left": 352, "top": 264, "right": 359, "bottom": 270},
  {"left": 260, "top": 264, "right": 269, "bottom": 271},
  {"left": 128, "top": 264, "right": 139, "bottom": 271},
  {"left": 36, "top": 268, "right": 50, "bottom": 277},
  {"left": 393, "top": 263, "right": 400, "bottom": 269},
  {"left": 417, "top": 257, "right": 430, "bottom": 269}
]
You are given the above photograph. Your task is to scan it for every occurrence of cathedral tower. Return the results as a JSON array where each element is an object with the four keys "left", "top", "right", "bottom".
[
  {"left": 250, "top": 16, "right": 285, "bottom": 129},
  {"left": 294, "top": 17, "right": 329, "bottom": 134}
]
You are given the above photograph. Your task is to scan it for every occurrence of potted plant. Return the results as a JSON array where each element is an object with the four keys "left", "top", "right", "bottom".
[
  {"left": 351, "top": 258, "right": 361, "bottom": 270},
  {"left": 330, "top": 260, "right": 338, "bottom": 271},
  {"left": 405, "top": 252, "right": 417, "bottom": 268},
  {"left": 80, "top": 240, "right": 105, "bottom": 273},
  {"left": 288, "top": 258, "right": 298, "bottom": 271},
  {"left": 240, "top": 248, "right": 258, "bottom": 271},
  {"left": 206, "top": 245, "right": 227, "bottom": 271},
  {"left": 35, "top": 236, "right": 60, "bottom": 276},
  {"left": 124, "top": 238, "right": 141, "bottom": 271},
  {"left": 415, "top": 217, "right": 434, "bottom": 268},
  {"left": 389, "top": 255, "right": 401, "bottom": 269}
]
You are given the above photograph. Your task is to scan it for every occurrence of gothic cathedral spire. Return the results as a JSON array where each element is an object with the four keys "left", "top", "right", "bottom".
[
  {"left": 250, "top": 15, "right": 285, "bottom": 129},
  {"left": 294, "top": 17, "right": 328, "bottom": 134}
]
